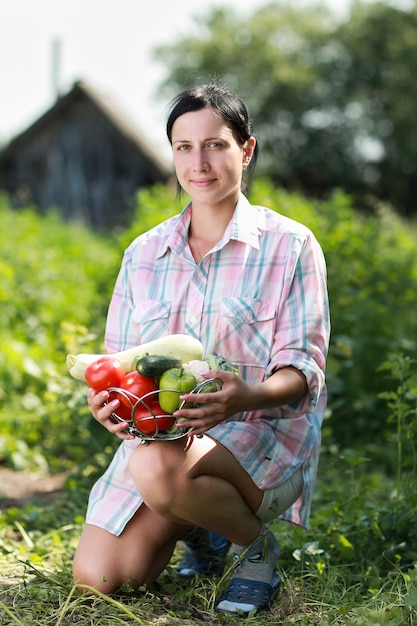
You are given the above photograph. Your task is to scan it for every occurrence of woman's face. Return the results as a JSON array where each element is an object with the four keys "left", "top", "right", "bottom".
[{"left": 171, "top": 107, "right": 255, "bottom": 210}]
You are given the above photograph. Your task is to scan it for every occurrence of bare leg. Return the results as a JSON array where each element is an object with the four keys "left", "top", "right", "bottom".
[
  {"left": 73, "top": 504, "right": 189, "bottom": 593},
  {"left": 127, "top": 434, "right": 264, "bottom": 546}
]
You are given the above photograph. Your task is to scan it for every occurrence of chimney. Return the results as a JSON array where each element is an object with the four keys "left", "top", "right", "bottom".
[{"left": 51, "top": 39, "right": 62, "bottom": 101}]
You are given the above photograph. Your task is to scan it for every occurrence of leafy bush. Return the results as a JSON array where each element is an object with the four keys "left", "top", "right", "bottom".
[
  {"left": 0, "top": 190, "right": 416, "bottom": 624},
  {"left": 0, "top": 197, "right": 121, "bottom": 472},
  {"left": 1, "top": 181, "right": 416, "bottom": 473},
  {"left": 119, "top": 182, "right": 181, "bottom": 249},
  {"left": 249, "top": 180, "right": 417, "bottom": 447}
]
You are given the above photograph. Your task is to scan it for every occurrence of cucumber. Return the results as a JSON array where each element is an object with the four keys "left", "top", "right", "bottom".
[{"left": 134, "top": 354, "right": 182, "bottom": 378}]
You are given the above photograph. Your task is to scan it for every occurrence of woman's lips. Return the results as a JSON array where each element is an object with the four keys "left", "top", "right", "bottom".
[{"left": 191, "top": 178, "right": 216, "bottom": 187}]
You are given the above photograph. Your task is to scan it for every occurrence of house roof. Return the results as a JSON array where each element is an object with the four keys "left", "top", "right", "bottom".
[{"left": 0, "top": 80, "right": 171, "bottom": 177}]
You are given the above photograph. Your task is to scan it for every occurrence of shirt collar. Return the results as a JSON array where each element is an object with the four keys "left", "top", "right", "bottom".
[
  {"left": 156, "top": 193, "right": 260, "bottom": 259},
  {"left": 231, "top": 194, "right": 260, "bottom": 249}
]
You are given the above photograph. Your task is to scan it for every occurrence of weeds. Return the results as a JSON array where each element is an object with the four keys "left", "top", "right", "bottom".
[
  {"left": 1, "top": 465, "right": 416, "bottom": 624},
  {"left": 378, "top": 353, "right": 417, "bottom": 491},
  {"left": 1, "top": 358, "right": 416, "bottom": 624}
]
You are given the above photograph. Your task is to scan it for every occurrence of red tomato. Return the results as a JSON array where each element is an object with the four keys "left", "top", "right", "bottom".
[
  {"left": 109, "top": 372, "right": 159, "bottom": 421},
  {"left": 134, "top": 401, "right": 176, "bottom": 434},
  {"left": 85, "top": 357, "right": 125, "bottom": 392}
]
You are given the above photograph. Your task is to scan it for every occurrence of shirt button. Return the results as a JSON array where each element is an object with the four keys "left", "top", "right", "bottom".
[{"left": 190, "top": 316, "right": 196, "bottom": 323}]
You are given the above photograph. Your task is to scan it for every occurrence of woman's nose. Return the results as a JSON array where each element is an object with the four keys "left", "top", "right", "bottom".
[{"left": 193, "top": 149, "right": 209, "bottom": 172}]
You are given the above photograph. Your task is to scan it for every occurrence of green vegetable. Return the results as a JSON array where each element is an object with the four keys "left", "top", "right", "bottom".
[
  {"left": 205, "top": 353, "right": 240, "bottom": 375},
  {"left": 134, "top": 354, "right": 182, "bottom": 378},
  {"left": 158, "top": 367, "right": 197, "bottom": 414}
]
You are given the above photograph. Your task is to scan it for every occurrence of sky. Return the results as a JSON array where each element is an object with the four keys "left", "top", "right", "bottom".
[{"left": 0, "top": 0, "right": 355, "bottom": 156}]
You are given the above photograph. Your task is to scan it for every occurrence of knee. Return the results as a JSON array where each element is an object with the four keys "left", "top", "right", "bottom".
[
  {"left": 73, "top": 549, "right": 122, "bottom": 595},
  {"left": 73, "top": 561, "right": 113, "bottom": 595},
  {"left": 127, "top": 447, "right": 185, "bottom": 516}
]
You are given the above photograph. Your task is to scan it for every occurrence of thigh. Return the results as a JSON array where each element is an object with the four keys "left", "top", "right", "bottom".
[
  {"left": 185, "top": 434, "right": 260, "bottom": 494},
  {"left": 132, "top": 433, "right": 263, "bottom": 514},
  {"left": 73, "top": 504, "right": 188, "bottom": 593}
]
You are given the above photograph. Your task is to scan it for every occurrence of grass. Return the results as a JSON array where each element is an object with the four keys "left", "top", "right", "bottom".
[
  {"left": 1, "top": 451, "right": 416, "bottom": 626},
  {"left": 1, "top": 354, "right": 416, "bottom": 624}
]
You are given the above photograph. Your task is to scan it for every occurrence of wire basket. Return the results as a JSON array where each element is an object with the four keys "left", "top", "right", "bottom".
[{"left": 108, "top": 377, "right": 222, "bottom": 442}]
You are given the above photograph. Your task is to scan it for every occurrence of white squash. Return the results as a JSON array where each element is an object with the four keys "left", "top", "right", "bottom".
[{"left": 66, "top": 334, "right": 204, "bottom": 381}]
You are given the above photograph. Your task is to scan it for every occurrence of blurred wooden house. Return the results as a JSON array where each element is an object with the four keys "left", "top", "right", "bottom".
[{"left": 0, "top": 81, "right": 171, "bottom": 230}]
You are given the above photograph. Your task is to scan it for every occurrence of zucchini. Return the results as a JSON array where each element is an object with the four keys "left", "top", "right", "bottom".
[
  {"left": 134, "top": 354, "right": 182, "bottom": 378},
  {"left": 66, "top": 334, "right": 204, "bottom": 381}
]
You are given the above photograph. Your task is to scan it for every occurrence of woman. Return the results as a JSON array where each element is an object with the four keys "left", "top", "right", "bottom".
[{"left": 73, "top": 83, "right": 330, "bottom": 616}]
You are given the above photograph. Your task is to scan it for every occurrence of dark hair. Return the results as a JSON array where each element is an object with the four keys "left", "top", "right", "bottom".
[{"left": 166, "top": 84, "right": 258, "bottom": 191}]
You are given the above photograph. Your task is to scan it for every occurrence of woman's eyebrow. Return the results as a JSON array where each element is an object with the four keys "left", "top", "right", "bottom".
[{"left": 172, "top": 136, "right": 221, "bottom": 144}]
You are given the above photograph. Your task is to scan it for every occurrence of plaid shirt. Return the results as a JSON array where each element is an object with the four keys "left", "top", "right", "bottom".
[{"left": 86, "top": 194, "right": 330, "bottom": 533}]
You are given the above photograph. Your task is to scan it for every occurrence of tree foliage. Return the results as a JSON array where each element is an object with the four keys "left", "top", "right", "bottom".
[
  {"left": 153, "top": 0, "right": 417, "bottom": 216},
  {"left": 337, "top": 1, "right": 417, "bottom": 214}
]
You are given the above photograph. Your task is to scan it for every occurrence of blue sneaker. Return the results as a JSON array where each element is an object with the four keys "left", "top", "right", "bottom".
[
  {"left": 216, "top": 530, "right": 281, "bottom": 615},
  {"left": 177, "top": 529, "right": 231, "bottom": 578}
]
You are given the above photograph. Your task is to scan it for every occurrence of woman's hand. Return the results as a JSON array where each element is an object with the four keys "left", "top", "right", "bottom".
[
  {"left": 172, "top": 366, "right": 308, "bottom": 436},
  {"left": 172, "top": 370, "right": 253, "bottom": 435},
  {"left": 87, "top": 388, "right": 136, "bottom": 440}
]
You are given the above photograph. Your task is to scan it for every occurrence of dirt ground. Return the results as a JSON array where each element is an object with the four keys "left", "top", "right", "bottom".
[
  {"left": 0, "top": 469, "right": 71, "bottom": 589},
  {"left": 0, "top": 468, "right": 69, "bottom": 509}
]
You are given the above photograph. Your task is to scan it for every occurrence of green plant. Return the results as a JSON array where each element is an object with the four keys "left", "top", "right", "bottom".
[
  {"left": 289, "top": 352, "right": 417, "bottom": 591},
  {"left": 250, "top": 180, "right": 417, "bottom": 446},
  {"left": 378, "top": 353, "right": 417, "bottom": 493},
  {"left": 0, "top": 198, "right": 120, "bottom": 473},
  {"left": 2, "top": 182, "right": 417, "bottom": 469}
]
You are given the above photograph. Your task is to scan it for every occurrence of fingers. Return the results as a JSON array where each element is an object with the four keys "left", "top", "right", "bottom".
[
  {"left": 173, "top": 370, "right": 248, "bottom": 434},
  {"left": 178, "top": 369, "right": 237, "bottom": 410},
  {"left": 174, "top": 392, "right": 227, "bottom": 434},
  {"left": 87, "top": 388, "right": 135, "bottom": 440}
]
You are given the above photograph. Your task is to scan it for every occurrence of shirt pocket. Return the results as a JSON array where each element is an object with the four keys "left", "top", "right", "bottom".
[
  {"left": 132, "top": 300, "right": 171, "bottom": 343},
  {"left": 215, "top": 297, "right": 276, "bottom": 370}
]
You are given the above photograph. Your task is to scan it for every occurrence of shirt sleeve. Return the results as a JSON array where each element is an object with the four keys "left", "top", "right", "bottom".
[{"left": 267, "top": 230, "right": 330, "bottom": 416}]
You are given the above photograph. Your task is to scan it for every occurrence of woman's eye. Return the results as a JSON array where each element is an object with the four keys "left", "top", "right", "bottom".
[{"left": 175, "top": 142, "right": 222, "bottom": 152}]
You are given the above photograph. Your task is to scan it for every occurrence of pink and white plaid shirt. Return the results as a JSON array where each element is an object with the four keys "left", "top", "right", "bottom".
[{"left": 86, "top": 194, "right": 330, "bottom": 533}]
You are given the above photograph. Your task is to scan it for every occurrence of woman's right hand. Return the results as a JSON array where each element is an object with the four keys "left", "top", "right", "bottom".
[{"left": 87, "top": 388, "right": 136, "bottom": 440}]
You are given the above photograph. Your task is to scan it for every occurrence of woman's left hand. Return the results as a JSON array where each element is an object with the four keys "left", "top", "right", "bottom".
[
  {"left": 172, "top": 365, "right": 308, "bottom": 435},
  {"left": 172, "top": 370, "right": 254, "bottom": 435}
]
